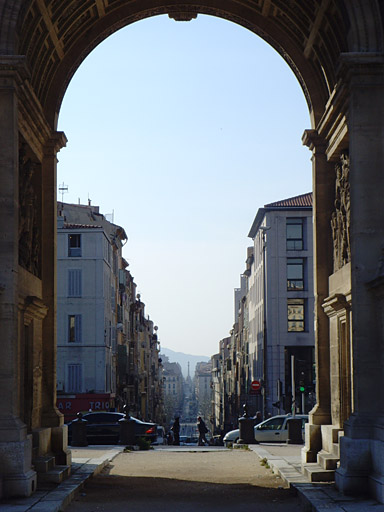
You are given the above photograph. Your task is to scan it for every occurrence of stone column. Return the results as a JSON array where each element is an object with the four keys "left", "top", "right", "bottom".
[
  {"left": 41, "top": 132, "right": 70, "bottom": 464},
  {"left": 335, "top": 53, "right": 384, "bottom": 499},
  {"left": 301, "top": 129, "right": 334, "bottom": 462},
  {"left": 0, "top": 57, "right": 37, "bottom": 497}
]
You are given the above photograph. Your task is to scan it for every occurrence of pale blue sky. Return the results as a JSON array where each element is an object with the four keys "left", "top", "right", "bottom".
[{"left": 57, "top": 14, "right": 311, "bottom": 357}]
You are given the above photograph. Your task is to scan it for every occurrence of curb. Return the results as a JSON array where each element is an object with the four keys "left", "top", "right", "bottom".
[
  {"left": 0, "top": 448, "right": 124, "bottom": 512},
  {"left": 248, "top": 444, "right": 384, "bottom": 512}
]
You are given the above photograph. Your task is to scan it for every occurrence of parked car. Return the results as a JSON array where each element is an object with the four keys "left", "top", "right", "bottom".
[
  {"left": 67, "top": 412, "right": 157, "bottom": 445},
  {"left": 223, "top": 414, "right": 308, "bottom": 446},
  {"left": 153, "top": 425, "right": 167, "bottom": 445}
]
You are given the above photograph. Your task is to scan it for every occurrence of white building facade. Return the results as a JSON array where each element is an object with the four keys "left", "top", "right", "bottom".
[
  {"left": 247, "top": 193, "right": 315, "bottom": 417},
  {"left": 56, "top": 203, "right": 126, "bottom": 420}
]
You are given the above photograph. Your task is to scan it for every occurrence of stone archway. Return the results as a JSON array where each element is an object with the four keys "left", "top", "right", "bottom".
[{"left": 1, "top": 0, "right": 384, "bottom": 502}]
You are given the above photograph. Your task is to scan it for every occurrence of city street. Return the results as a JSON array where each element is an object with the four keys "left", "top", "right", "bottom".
[{"left": 67, "top": 447, "right": 301, "bottom": 511}]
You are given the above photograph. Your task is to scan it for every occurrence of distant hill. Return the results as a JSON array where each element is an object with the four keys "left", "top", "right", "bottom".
[{"left": 160, "top": 347, "right": 210, "bottom": 378}]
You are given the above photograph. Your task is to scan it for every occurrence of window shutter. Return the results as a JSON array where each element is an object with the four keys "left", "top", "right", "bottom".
[
  {"left": 75, "top": 315, "right": 82, "bottom": 342},
  {"left": 77, "top": 271, "right": 82, "bottom": 296},
  {"left": 67, "top": 364, "right": 82, "bottom": 392},
  {"left": 68, "top": 269, "right": 82, "bottom": 297},
  {"left": 68, "top": 270, "right": 73, "bottom": 296}
]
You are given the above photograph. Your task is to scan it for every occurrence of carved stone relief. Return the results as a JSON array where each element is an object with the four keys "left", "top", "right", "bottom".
[
  {"left": 19, "top": 144, "right": 41, "bottom": 277},
  {"left": 331, "top": 152, "right": 350, "bottom": 272}
]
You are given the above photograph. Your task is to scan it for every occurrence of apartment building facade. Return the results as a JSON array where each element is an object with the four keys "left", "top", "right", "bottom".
[
  {"left": 247, "top": 192, "right": 315, "bottom": 417},
  {"left": 213, "top": 193, "right": 315, "bottom": 433},
  {"left": 162, "top": 359, "right": 184, "bottom": 425},
  {"left": 195, "top": 361, "right": 212, "bottom": 423},
  {"left": 56, "top": 202, "right": 163, "bottom": 423}
]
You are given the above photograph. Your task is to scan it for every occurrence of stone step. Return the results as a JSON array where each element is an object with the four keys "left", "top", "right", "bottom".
[
  {"left": 317, "top": 450, "right": 339, "bottom": 470},
  {"left": 332, "top": 442, "right": 340, "bottom": 458},
  {"left": 37, "top": 465, "right": 71, "bottom": 485},
  {"left": 303, "top": 462, "right": 335, "bottom": 482},
  {"left": 33, "top": 455, "right": 56, "bottom": 473}
]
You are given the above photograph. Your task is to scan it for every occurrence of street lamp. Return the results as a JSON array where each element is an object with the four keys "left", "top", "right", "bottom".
[{"left": 260, "top": 226, "right": 270, "bottom": 419}]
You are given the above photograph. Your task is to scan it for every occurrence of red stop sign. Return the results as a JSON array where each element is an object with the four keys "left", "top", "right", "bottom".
[{"left": 250, "top": 380, "right": 261, "bottom": 391}]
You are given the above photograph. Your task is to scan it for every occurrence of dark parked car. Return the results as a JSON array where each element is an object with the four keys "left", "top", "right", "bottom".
[{"left": 67, "top": 412, "right": 157, "bottom": 445}]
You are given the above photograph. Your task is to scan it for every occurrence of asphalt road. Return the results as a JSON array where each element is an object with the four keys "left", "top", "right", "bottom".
[{"left": 67, "top": 447, "right": 302, "bottom": 511}]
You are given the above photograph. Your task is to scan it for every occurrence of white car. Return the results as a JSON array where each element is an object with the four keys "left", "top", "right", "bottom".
[{"left": 223, "top": 414, "right": 308, "bottom": 446}]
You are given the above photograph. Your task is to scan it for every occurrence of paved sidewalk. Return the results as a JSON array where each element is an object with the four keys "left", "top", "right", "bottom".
[
  {"left": 2, "top": 443, "right": 384, "bottom": 511},
  {"left": 248, "top": 443, "right": 384, "bottom": 511},
  {"left": 0, "top": 447, "right": 124, "bottom": 512}
]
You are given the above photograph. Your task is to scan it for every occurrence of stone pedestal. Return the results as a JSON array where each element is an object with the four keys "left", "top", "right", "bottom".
[
  {"left": 287, "top": 418, "right": 303, "bottom": 444},
  {"left": 238, "top": 416, "right": 257, "bottom": 444},
  {"left": 0, "top": 432, "right": 37, "bottom": 497},
  {"left": 119, "top": 417, "right": 136, "bottom": 445}
]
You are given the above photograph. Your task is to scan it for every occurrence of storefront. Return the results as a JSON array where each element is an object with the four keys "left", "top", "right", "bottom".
[{"left": 57, "top": 393, "right": 116, "bottom": 422}]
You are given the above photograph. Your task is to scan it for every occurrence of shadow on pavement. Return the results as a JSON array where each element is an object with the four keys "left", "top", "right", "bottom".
[{"left": 67, "top": 475, "right": 301, "bottom": 512}]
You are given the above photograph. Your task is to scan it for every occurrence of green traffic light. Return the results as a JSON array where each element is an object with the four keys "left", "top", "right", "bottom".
[{"left": 299, "top": 386, "right": 305, "bottom": 392}]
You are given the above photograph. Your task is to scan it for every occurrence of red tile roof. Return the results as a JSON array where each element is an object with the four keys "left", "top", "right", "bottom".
[{"left": 265, "top": 192, "right": 313, "bottom": 208}]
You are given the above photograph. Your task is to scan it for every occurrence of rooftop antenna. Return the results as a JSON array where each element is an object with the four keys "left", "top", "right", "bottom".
[{"left": 58, "top": 182, "right": 68, "bottom": 203}]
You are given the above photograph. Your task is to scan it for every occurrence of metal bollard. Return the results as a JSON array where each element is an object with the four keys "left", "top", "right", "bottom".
[
  {"left": 119, "top": 405, "right": 136, "bottom": 445},
  {"left": 286, "top": 418, "right": 303, "bottom": 444},
  {"left": 71, "top": 412, "right": 88, "bottom": 447},
  {"left": 238, "top": 404, "right": 258, "bottom": 445}
]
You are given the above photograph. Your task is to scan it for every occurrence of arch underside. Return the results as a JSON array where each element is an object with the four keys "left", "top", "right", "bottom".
[{"left": 1, "top": 0, "right": 371, "bottom": 126}]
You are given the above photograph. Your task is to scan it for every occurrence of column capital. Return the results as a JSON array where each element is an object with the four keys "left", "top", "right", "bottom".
[
  {"left": 302, "top": 129, "right": 327, "bottom": 152},
  {"left": 0, "top": 55, "right": 29, "bottom": 83},
  {"left": 43, "top": 131, "right": 67, "bottom": 156},
  {"left": 338, "top": 52, "right": 384, "bottom": 84},
  {"left": 322, "top": 293, "right": 351, "bottom": 318}
]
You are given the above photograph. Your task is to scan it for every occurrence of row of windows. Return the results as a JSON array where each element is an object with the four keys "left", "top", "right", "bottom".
[
  {"left": 67, "top": 314, "right": 117, "bottom": 344},
  {"left": 68, "top": 234, "right": 117, "bottom": 269},
  {"left": 286, "top": 219, "right": 307, "bottom": 331},
  {"left": 66, "top": 270, "right": 116, "bottom": 312},
  {"left": 64, "top": 363, "right": 114, "bottom": 393}
]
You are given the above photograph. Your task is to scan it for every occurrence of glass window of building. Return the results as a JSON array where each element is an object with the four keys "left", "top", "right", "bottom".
[
  {"left": 286, "top": 218, "right": 304, "bottom": 250},
  {"left": 287, "top": 258, "right": 304, "bottom": 290},
  {"left": 287, "top": 299, "right": 305, "bottom": 332},
  {"left": 68, "top": 234, "right": 81, "bottom": 257},
  {"left": 68, "top": 314, "right": 82, "bottom": 342}
]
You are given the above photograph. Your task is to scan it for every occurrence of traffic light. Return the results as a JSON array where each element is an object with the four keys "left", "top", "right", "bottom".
[{"left": 299, "top": 371, "right": 305, "bottom": 393}]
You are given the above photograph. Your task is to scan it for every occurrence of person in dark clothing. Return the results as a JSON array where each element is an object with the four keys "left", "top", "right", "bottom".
[
  {"left": 254, "top": 411, "right": 262, "bottom": 425},
  {"left": 171, "top": 417, "right": 180, "bottom": 445},
  {"left": 197, "top": 416, "right": 208, "bottom": 446}
]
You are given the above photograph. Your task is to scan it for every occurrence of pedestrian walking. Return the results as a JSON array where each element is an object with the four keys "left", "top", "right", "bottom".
[
  {"left": 197, "top": 416, "right": 208, "bottom": 446},
  {"left": 254, "top": 411, "right": 262, "bottom": 425},
  {"left": 171, "top": 417, "right": 180, "bottom": 445}
]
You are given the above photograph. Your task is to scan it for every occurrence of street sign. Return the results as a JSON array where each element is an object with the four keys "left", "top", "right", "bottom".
[{"left": 250, "top": 380, "right": 261, "bottom": 391}]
